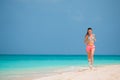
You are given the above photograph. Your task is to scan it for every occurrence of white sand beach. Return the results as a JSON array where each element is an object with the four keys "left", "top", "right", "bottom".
[
  {"left": 0, "top": 64, "right": 120, "bottom": 80},
  {"left": 33, "top": 65, "right": 120, "bottom": 80}
]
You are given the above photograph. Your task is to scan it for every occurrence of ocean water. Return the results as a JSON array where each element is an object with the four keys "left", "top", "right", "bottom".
[{"left": 0, "top": 55, "right": 120, "bottom": 71}]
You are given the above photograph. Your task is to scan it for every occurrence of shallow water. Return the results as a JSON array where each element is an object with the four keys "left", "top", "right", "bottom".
[{"left": 0, "top": 54, "right": 120, "bottom": 71}]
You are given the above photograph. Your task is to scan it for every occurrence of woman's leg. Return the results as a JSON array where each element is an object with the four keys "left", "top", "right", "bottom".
[
  {"left": 86, "top": 51, "right": 92, "bottom": 69},
  {"left": 86, "top": 45, "right": 92, "bottom": 66},
  {"left": 86, "top": 46, "right": 92, "bottom": 69},
  {"left": 87, "top": 51, "right": 91, "bottom": 64},
  {"left": 91, "top": 48, "right": 95, "bottom": 66}
]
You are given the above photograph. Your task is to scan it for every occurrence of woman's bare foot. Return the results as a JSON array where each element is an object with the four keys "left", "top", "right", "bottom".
[{"left": 89, "top": 64, "right": 93, "bottom": 70}]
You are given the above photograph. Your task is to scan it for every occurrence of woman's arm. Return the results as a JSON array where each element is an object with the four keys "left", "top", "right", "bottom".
[{"left": 93, "top": 34, "right": 96, "bottom": 42}]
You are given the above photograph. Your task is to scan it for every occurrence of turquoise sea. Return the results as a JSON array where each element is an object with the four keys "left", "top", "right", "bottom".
[{"left": 0, "top": 55, "right": 120, "bottom": 71}]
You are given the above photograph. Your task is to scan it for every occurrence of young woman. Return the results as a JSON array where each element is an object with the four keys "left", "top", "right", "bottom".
[{"left": 84, "top": 28, "right": 96, "bottom": 70}]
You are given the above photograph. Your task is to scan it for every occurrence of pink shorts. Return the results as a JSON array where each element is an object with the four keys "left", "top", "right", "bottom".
[{"left": 86, "top": 45, "right": 95, "bottom": 52}]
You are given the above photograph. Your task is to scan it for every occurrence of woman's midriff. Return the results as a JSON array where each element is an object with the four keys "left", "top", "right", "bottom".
[{"left": 87, "top": 42, "right": 94, "bottom": 46}]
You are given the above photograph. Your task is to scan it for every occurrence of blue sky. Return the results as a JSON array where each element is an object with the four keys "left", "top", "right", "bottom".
[{"left": 0, "top": 0, "right": 120, "bottom": 55}]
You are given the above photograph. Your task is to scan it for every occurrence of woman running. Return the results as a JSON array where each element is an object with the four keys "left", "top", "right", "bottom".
[{"left": 84, "top": 28, "right": 96, "bottom": 70}]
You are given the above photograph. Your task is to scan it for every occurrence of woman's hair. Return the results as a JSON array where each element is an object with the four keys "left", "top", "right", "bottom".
[{"left": 85, "top": 27, "right": 92, "bottom": 37}]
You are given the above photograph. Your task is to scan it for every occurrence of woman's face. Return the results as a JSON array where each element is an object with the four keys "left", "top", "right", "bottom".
[{"left": 88, "top": 29, "right": 92, "bottom": 35}]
